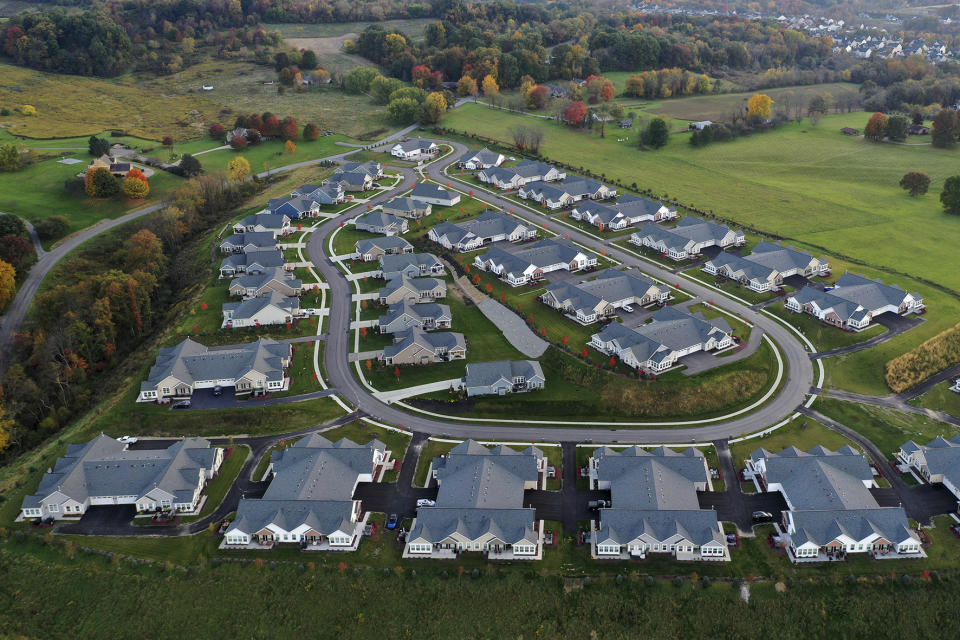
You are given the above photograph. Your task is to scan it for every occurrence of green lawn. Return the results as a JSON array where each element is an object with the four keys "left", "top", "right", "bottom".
[
  {"left": 910, "top": 382, "right": 960, "bottom": 417},
  {"left": 320, "top": 422, "right": 412, "bottom": 467},
  {"left": 690, "top": 272, "right": 780, "bottom": 306},
  {"left": 729, "top": 415, "right": 858, "bottom": 467},
  {"left": 765, "top": 303, "right": 888, "bottom": 353},
  {"left": 814, "top": 397, "right": 960, "bottom": 458},
  {"left": 686, "top": 302, "right": 752, "bottom": 344},
  {"left": 179, "top": 445, "right": 250, "bottom": 523},
  {"left": 274, "top": 341, "right": 322, "bottom": 397}
]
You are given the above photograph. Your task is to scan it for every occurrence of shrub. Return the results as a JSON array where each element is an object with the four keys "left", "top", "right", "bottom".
[
  {"left": 885, "top": 320, "right": 960, "bottom": 392},
  {"left": 34, "top": 216, "right": 70, "bottom": 241}
]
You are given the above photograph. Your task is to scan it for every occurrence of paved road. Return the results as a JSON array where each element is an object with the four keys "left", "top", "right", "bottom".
[{"left": 307, "top": 137, "right": 817, "bottom": 443}]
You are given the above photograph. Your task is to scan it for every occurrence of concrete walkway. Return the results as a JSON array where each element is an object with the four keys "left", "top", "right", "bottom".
[
  {"left": 352, "top": 292, "right": 380, "bottom": 301},
  {"left": 349, "top": 349, "right": 383, "bottom": 362},
  {"left": 374, "top": 378, "right": 464, "bottom": 403},
  {"left": 476, "top": 298, "right": 549, "bottom": 358}
]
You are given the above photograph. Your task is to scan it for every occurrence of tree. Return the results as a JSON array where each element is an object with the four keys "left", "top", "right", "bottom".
[
  {"left": 422, "top": 92, "right": 447, "bottom": 124},
  {"left": 411, "top": 65, "right": 432, "bottom": 89},
  {"left": 864, "top": 113, "right": 889, "bottom": 142},
  {"left": 209, "top": 123, "right": 226, "bottom": 140},
  {"left": 34, "top": 216, "right": 69, "bottom": 241},
  {"left": 481, "top": 74, "right": 499, "bottom": 97},
  {"left": 124, "top": 229, "right": 166, "bottom": 275},
  {"left": 0, "top": 143, "right": 21, "bottom": 172},
  {"left": 370, "top": 75, "right": 406, "bottom": 105},
  {"left": 900, "top": 171, "right": 931, "bottom": 197},
  {"left": 88, "top": 167, "right": 119, "bottom": 197},
  {"left": 123, "top": 174, "right": 149, "bottom": 198},
  {"left": 932, "top": 109, "right": 959, "bottom": 148},
  {"left": 0, "top": 404, "right": 13, "bottom": 454},
  {"left": 941, "top": 175, "right": 960, "bottom": 213},
  {"left": 178, "top": 154, "right": 201, "bottom": 177},
  {"left": 0, "top": 258, "right": 13, "bottom": 308},
  {"left": 285, "top": 140, "right": 297, "bottom": 154},
  {"left": 343, "top": 66, "right": 380, "bottom": 94},
  {"left": 386, "top": 98, "right": 423, "bottom": 125},
  {"left": 0, "top": 234, "right": 35, "bottom": 271},
  {"left": 642, "top": 118, "right": 669, "bottom": 149},
  {"left": 88, "top": 135, "right": 110, "bottom": 156},
  {"left": 807, "top": 95, "right": 829, "bottom": 125},
  {"left": 228, "top": 156, "right": 251, "bottom": 182},
  {"left": 20, "top": 104, "right": 35, "bottom": 116},
  {"left": 300, "top": 49, "right": 318, "bottom": 70},
  {"left": 625, "top": 75, "right": 645, "bottom": 98},
  {"left": 457, "top": 75, "right": 478, "bottom": 97},
  {"left": 886, "top": 115, "right": 909, "bottom": 142},
  {"left": 303, "top": 123, "right": 320, "bottom": 141},
  {"left": 281, "top": 117, "right": 298, "bottom": 140},
  {"left": 162, "top": 136, "right": 174, "bottom": 147},
  {"left": 747, "top": 93, "right": 773, "bottom": 120},
  {"left": 564, "top": 101, "right": 587, "bottom": 128},
  {"left": 527, "top": 85, "right": 549, "bottom": 110},
  {"left": 0, "top": 214, "right": 27, "bottom": 238},
  {"left": 310, "top": 69, "right": 331, "bottom": 85}
]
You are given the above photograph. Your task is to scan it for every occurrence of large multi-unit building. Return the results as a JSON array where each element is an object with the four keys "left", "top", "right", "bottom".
[
  {"left": 629, "top": 217, "right": 744, "bottom": 261},
  {"left": 703, "top": 242, "right": 829, "bottom": 293},
  {"left": 474, "top": 239, "right": 597, "bottom": 286},
  {"left": 785, "top": 272, "right": 925, "bottom": 330},
  {"left": 428, "top": 211, "right": 537, "bottom": 253},
  {"left": 540, "top": 268, "right": 667, "bottom": 324}
]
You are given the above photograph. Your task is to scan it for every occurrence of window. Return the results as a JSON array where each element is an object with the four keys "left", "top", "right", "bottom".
[{"left": 47, "top": 504, "right": 59, "bottom": 513}]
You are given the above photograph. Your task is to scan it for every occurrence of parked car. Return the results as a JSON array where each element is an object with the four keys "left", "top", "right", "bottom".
[
  {"left": 212, "top": 386, "right": 223, "bottom": 397},
  {"left": 752, "top": 511, "right": 774, "bottom": 522},
  {"left": 172, "top": 400, "right": 191, "bottom": 409},
  {"left": 621, "top": 304, "right": 634, "bottom": 313},
  {"left": 588, "top": 499, "right": 609, "bottom": 509},
  {"left": 117, "top": 436, "right": 138, "bottom": 444},
  {"left": 386, "top": 513, "right": 399, "bottom": 529},
  {"left": 416, "top": 499, "right": 436, "bottom": 507}
]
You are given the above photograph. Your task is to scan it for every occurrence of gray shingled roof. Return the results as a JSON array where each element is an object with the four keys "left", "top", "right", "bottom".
[
  {"left": 464, "top": 361, "right": 544, "bottom": 388},
  {"left": 379, "top": 252, "right": 442, "bottom": 276},
  {"left": 223, "top": 291, "right": 299, "bottom": 321},
  {"left": 383, "top": 327, "right": 465, "bottom": 359},
  {"left": 140, "top": 338, "right": 290, "bottom": 391},
  {"left": 235, "top": 213, "right": 288, "bottom": 230},
  {"left": 355, "top": 236, "right": 413, "bottom": 255},
  {"left": 378, "top": 301, "right": 450, "bottom": 329},
  {"left": 221, "top": 231, "right": 277, "bottom": 250},
  {"left": 229, "top": 268, "right": 301, "bottom": 292},
  {"left": 378, "top": 275, "right": 445, "bottom": 299},
  {"left": 220, "top": 250, "right": 285, "bottom": 273}
]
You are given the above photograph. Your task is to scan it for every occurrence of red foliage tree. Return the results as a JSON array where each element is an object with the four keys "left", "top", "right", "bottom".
[
  {"left": 209, "top": 123, "right": 226, "bottom": 140},
  {"left": 303, "top": 123, "right": 320, "bottom": 141},
  {"left": 248, "top": 114, "right": 264, "bottom": 133},
  {"left": 281, "top": 116, "right": 299, "bottom": 140},
  {"left": 564, "top": 101, "right": 587, "bottom": 127},
  {"left": 263, "top": 116, "right": 281, "bottom": 137},
  {"left": 528, "top": 85, "right": 549, "bottom": 109},
  {"left": 230, "top": 136, "right": 248, "bottom": 150},
  {"left": 411, "top": 65, "right": 432, "bottom": 89}
]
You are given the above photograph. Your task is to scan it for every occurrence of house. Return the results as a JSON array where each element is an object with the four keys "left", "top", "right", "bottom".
[
  {"left": 689, "top": 121, "right": 713, "bottom": 131},
  {"left": 381, "top": 327, "right": 466, "bottom": 365},
  {"left": 219, "top": 231, "right": 278, "bottom": 254},
  {"left": 629, "top": 217, "right": 745, "bottom": 261},
  {"left": 329, "top": 161, "right": 382, "bottom": 192},
  {"left": 354, "top": 212, "right": 409, "bottom": 236},
  {"left": 588, "top": 446, "right": 729, "bottom": 561},
  {"left": 410, "top": 183, "right": 460, "bottom": 207},
  {"left": 292, "top": 183, "right": 345, "bottom": 206},
  {"left": 477, "top": 160, "right": 566, "bottom": 190},
  {"left": 381, "top": 197, "right": 432, "bottom": 220},
  {"left": 618, "top": 120, "right": 633, "bottom": 129},
  {"left": 559, "top": 176, "right": 617, "bottom": 201},
  {"left": 909, "top": 124, "right": 930, "bottom": 135},
  {"left": 571, "top": 196, "right": 676, "bottom": 231},
  {"left": 540, "top": 269, "right": 667, "bottom": 324},
  {"left": 474, "top": 239, "right": 597, "bottom": 286},
  {"left": 404, "top": 440, "right": 546, "bottom": 560},
  {"left": 463, "top": 360, "right": 545, "bottom": 397},
  {"left": 898, "top": 436, "right": 960, "bottom": 500},
  {"left": 219, "top": 250, "right": 286, "bottom": 278},
  {"left": 226, "top": 127, "right": 249, "bottom": 143},
  {"left": 391, "top": 138, "right": 439, "bottom": 160},
  {"left": 378, "top": 275, "right": 447, "bottom": 305},
  {"left": 266, "top": 197, "right": 321, "bottom": 220},
  {"left": 222, "top": 435, "right": 390, "bottom": 551},
  {"left": 785, "top": 272, "right": 924, "bottom": 330},
  {"left": 222, "top": 291, "right": 301, "bottom": 329},
  {"left": 461, "top": 147, "right": 505, "bottom": 170},
  {"left": 590, "top": 306, "right": 733, "bottom": 372},
  {"left": 841, "top": 127, "right": 860, "bottom": 136},
  {"left": 136, "top": 338, "right": 291, "bottom": 402},
  {"left": 229, "top": 268, "right": 302, "bottom": 298},
  {"left": 747, "top": 446, "right": 923, "bottom": 561},
  {"left": 354, "top": 236, "right": 414, "bottom": 262},
  {"left": 428, "top": 211, "right": 536, "bottom": 253},
  {"left": 20, "top": 435, "right": 223, "bottom": 521},
  {"left": 378, "top": 301, "right": 452, "bottom": 334},
  {"left": 377, "top": 252, "right": 445, "bottom": 280},
  {"left": 516, "top": 181, "right": 577, "bottom": 210},
  {"left": 86, "top": 154, "right": 131, "bottom": 178},
  {"left": 704, "top": 242, "right": 829, "bottom": 293},
  {"left": 233, "top": 213, "right": 291, "bottom": 238}
]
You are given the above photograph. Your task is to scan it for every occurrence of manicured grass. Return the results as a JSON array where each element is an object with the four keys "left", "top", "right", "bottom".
[
  {"left": 686, "top": 302, "right": 752, "bottom": 344},
  {"left": 729, "top": 415, "right": 858, "bottom": 468},
  {"left": 143, "top": 136, "right": 354, "bottom": 176},
  {"left": 814, "top": 397, "right": 960, "bottom": 458},
  {"left": 320, "top": 422, "right": 412, "bottom": 467},
  {"left": 910, "top": 382, "right": 960, "bottom": 417},
  {"left": 765, "top": 303, "right": 888, "bottom": 353},
  {"left": 689, "top": 272, "right": 779, "bottom": 305},
  {"left": 413, "top": 439, "right": 456, "bottom": 487},
  {"left": 275, "top": 342, "right": 322, "bottom": 397},
  {"left": 179, "top": 445, "right": 250, "bottom": 523}
]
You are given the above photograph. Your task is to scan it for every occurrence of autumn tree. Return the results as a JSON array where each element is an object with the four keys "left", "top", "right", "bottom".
[
  {"left": 303, "top": 123, "right": 320, "bottom": 141},
  {"left": 124, "top": 229, "right": 166, "bottom": 275},
  {"left": 564, "top": 101, "right": 587, "bottom": 128},
  {"left": 0, "top": 257, "right": 15, "bottom": 308},
  {"left": 585, "top": 75, "right": 615, "bottom": 103},
  {"left": 228, "top": 156, "right": 251, "bottom": 182},
  {"left": 900, "top": 171, "right": 930, "bottom": 197},
  {"left": 0, "top": 404, "right": 13, "bottom": 453},
  {"left": 422, "top": 92, "right": 448, "bottom": 124},
  {"left": 527, "top": 85, "right": 549, "bottom": 110},
  {"left": 285, "top": 140, "right": 297, "bottom": 154},
  {"left": 281, "top": 116, "right": 298, "bottom": 140},
  {"left": 411, "top": 65, "right": 432, "bottom": 89},
  {"left": 625, "top": 74, "right": 645, "bottom": 98},
  {"left": 864, "top": 113, "right": 889, "bottom": 142},
  {"left": 310, "top": 68, "right": 331, "bottom": 85},
  {"left": 747, "top": 93, "right": 773, "bottom": 120},
  {"left": 86, "top": 167, "right": 119, "bottom": 197},
  {"left": 932, "top": 109, "right": 959, "bottom": 148},
  {"left": 457, "top": 75, "right": 478, "bottom": 97},
  {"left": 481, "top": 74, "right": 499, "bottom": 98},
  {"left": 123, "top": 174, "right": 150, "bottom": 198},
  {"left": 0, "top": 234, "right": 35, "bottom": 272},
  {"left": 940, "top": 175, "right": 960, "bottom": 213},
  {"left": 209, "top": 123, "right": 226, "bottom": 140}
]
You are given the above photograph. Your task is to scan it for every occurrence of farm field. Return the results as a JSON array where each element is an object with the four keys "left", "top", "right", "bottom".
[
  {"left": 263, "top": 19, "right": 434, "bottom": 40},
  {"left": 441, "top": 101, "right": 960, "bottom": 393}
]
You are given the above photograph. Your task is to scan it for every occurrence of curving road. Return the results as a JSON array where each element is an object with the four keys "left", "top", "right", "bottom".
[{"left": 307, "top": 138, "right": 817, "bottom": 443}]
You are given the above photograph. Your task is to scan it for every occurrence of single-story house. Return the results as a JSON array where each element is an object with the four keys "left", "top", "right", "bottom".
[
  {"left": 516, "top": 181, "right": 577, "bottom": 210},
  {"left": 20, "top": 435, "right": 222, "bottom": 521},
  {"left": 354, "top": 236, "right": 414, "bottom": 262},
  {"left": 292, "top": 183, "right": 345, "bottom": 205},
  {"left": 689, "top": 120, "right": 713, "bottom": 131},
  {"left": 897, "top": 435, "right": 960, "bottom": 500},
  {"left": 477, "top": 160, "right": 566, "bottom": 190},
  {"left": 461, "top": 148, "right": 505, "bottom": 170},
  {"left": 86, "top": 154, "right": 131, "bottom": 178},
  {"left": 266, "top": 197, "right": 321, "bottom": 220},
  {"left": 354, "top": 212, "right": 409, "bottom": 236},
  {"left": 381, "top": 327, "right": 466, "bottom": 365},
  {"left": 329, "top": 161, "right": 382, "bottom": 192},
  {"left": 571, "top": 196, "right": 676, "bottom": 230},
  {"left": 590, "top": 306, "right": 733, "bottom": 372},
  {"left": 588, "top": 446, "right": 728, "bottom": 561},
  {"left": 222, "top": 435, "right": 390, "bottom": 551},
  {"left": 222, "top": 291, "right": 301, "bottom": 328},
  {"left": 137, "top": 337, "right": 291, "bottom": 402},
  {"left": 427, "top": 211, "right": 536, "bottom": 253},
  {"left": 378, "top": 301, "right": 452, "bottom": 334},
  {"left": 229, "top": 268, "right": 302, "bottom": 298},
  {"left": 559, "top": 176, "right": 616, "bottom": 201},
  {"left": 233, "top": 213, "right": 291, "bottom": 237},
  {"left": 377, "top": 252, "right": 445, "bottom": 280},
  {"left": 391, "top": 138, "right": 439, "bottom": 160},
  {"left": 382, "top": 197, "right": 432, "bottom": 220},
  {"left": 747, "top": 446, "right": 923, "bottom": 561},
  {"left": 540, "top": 268, "right": 667, "bottom": 324},
  {"left": 220, "top": 231, "right": 278, "bottom": 254},
  {"left": 404, "top": 440, "right": 545, "bottom": 560},
  {"left": 704, "top": 242, "right": 829, "bottom": 293},
  {"left": 378, "top": 275, "right": 447, "bottom": 305},
  {"left": 629, "top": 217, "right": 745, "bottom": 261},
  {"left": 463, "top": 360, "right": 545, "bottom": 397},
  {"left": 410, "top": 183, "right": 460, "bottom": 207},
  {"left": 785, "top": 272, "right": 924, "bottom": 331},
  {"left": 474, "top": 239, "right": 597, "bottom": 286},
  {"left": 219, "top": 250, "right": 287, "bottom": 278}
]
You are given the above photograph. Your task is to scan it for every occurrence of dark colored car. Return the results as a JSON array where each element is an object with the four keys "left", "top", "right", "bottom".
[
  {"left": 172, "top": 400, "right": 191, "bottom": 409},
  {"left": 212, "top": 386, "right": 223, "bottom": 397},
  {"left": 752, "top": 511, "right": 774, "bottom": 522},
  {"left": 386, "top": 513, "right": 399, "bottom": 530}
]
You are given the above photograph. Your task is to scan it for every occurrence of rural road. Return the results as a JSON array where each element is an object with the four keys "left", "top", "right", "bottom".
[{"left": 307, "top": 137, "right": 818, "bottom": 443}]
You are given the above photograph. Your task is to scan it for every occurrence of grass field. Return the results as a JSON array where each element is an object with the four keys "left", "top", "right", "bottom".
[
  {"left": 264, "top": 19, "right": 434, "bottom": 40},
  {"left": 765, "top": 303, "right": 888, "bottom": 353},
  {"left": 728, "top": 415, "right": 858, "bottom": 467},
  {"left": 179, "top": 445, "right": 249, "bottom": 523},
  {"left": 442, "top": 100, "right": 960, "bottom": 393},
  {"left": 911, "top": 382, "right": 960, "bottom": 417}
]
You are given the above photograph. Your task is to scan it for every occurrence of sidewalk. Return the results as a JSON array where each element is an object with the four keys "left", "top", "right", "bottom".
[{"left": 374, "top": 378, "right": 464, "bottom": 403}]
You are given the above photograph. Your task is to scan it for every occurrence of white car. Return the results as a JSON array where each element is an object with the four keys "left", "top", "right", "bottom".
[
  {"left": 117, "top": 436, "right": 138, "bottom": 444},
  {"left": 416, "top": 499, "right": 436, "bottom": 507},
  {"left": 622, "top": 304, "right": 634, "bottom": 313}
]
